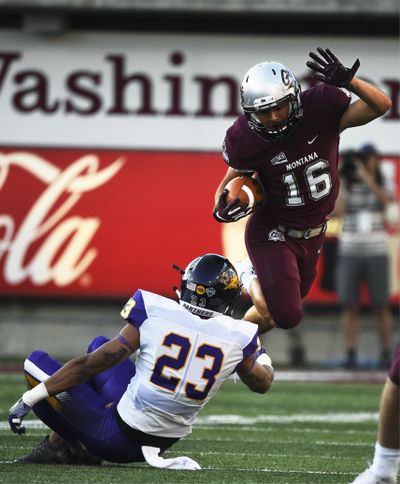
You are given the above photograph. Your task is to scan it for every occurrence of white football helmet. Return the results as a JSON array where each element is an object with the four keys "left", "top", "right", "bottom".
[{"left": 241, "top": 61, "right": 303, "bottom": 141}]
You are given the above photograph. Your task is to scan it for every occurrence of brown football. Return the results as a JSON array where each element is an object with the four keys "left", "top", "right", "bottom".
[{"left": 225, "top": 176, "right": 264, "bottom": 208}]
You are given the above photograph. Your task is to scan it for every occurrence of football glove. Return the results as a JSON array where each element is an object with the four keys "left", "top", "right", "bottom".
[
  {"left": 213, "top": 189, "right": 253, "bottom": 223},
  {"left": 306, "top": 47, "right": 360, "bottom": 88},
  {"left": 9, "top": 397, "right": 31, "bottom": 434}
]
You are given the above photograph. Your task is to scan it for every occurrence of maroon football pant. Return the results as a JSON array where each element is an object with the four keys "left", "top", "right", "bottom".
[{"left": 245, "top": 213, "right": 325, "bottom": 329}]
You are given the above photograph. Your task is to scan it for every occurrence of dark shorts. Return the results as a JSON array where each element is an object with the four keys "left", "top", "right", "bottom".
[
  {"left": 245, "top": 212, "right": 324, "bottom": 329},
  {"left": 336, "top": 254, "right": 389, "bottom": 307},
  {"left": 24, "top": 336, "right": 179, "bottom": 463},
  {"left": 389, "top": 343, "right": 400, "bottom": 385}
]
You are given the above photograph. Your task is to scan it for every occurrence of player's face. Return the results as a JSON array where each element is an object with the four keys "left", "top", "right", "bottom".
[{"left": 255, "top": 99, "right": 290, "bottom": 127}]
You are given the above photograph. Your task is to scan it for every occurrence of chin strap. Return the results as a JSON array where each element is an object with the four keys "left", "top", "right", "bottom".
[
  {"left": 142, "top": 446, "right": 201, "bottom": 470},
  {"left": 172, "top": 264, "right": 185, "bottom": 274}
]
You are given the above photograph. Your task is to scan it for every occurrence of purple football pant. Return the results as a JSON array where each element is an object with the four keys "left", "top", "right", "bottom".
[
  {"left": 23, "top": 335, "right": 144, "bottom": 463},
  {"left": 389, "top": 343, "right": 400, "bottom": 385},
  {"left": 245, "top": 213, "right": 324, "bottom": 329}
]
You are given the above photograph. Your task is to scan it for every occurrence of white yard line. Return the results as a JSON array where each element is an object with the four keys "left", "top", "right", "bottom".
[
  {"left": 195, "top": 425, "right": 375, "bottom": 435},
  {"left": 0, "top": 411, "right": 378, "bottom": 431},
  {"left": 273, "top": 370, "right": 386, "bottom": 383},
  {"left": 195, "top": 412, "right": 378, "bottom": 425}
]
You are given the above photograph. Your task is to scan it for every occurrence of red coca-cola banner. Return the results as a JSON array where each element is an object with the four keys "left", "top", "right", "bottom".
[
  {"left": 1, "top": 147, "right": 399, "bottom": 304},
  {"left": 0, "top": 148, "right": 226, "bottom": 297}
]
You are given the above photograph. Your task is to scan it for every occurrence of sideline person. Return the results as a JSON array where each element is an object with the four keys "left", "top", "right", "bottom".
[
  {"left": 351, "top": 343, "right": 400, "bottom": 484},
  {"left": 8, "top": 254, "right": 274, "bottom": 469},
  {"left": 335, "top": 146, "right": 394, "bottom": 369},
  {"left": 213, "top": 47, "right": 392, "bottom": 333}
]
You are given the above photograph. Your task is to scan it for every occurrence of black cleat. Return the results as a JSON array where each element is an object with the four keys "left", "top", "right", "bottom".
[
  {"left": 14, "top": 435, "right": 73, "bottom": 464},
  {"left": 71, "top": 446, "right": 102, "bottom": 466},
  {"left": 14, "top": 435, "right": 102, "bottom": 465}
]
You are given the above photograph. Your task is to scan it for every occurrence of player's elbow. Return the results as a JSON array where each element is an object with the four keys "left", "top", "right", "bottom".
[
  {"left": 375, "top": 93, "right": 392, "bottom": 117},
  {"left": 381, "top": 96, "right": 392, "bottom": 115},
  {"left": 250, "top": 367, "right": 274, "bottom": 394},
  {"left": 255, "top": 380, "right": 271, "bottom": 394}
]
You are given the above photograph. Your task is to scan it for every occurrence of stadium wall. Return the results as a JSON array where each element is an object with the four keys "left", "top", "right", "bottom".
[{"left": 0, "top": 31, "right": 399, "bottom": 304}]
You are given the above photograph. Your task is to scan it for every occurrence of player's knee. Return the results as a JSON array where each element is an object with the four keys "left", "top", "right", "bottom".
[
  {"left": 26, "top": 350, "right": 50, "bottom": 366},
  {"left": 87, "top": 335, "right": 110, "bottom": 353},
  {"left": 271, "top": 306, "right": 302, "bottom": 330},
  {"left": 24, "top": 350, "right": 49, "bottom": 387}
]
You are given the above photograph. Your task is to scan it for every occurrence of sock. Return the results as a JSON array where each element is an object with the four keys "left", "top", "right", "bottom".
[
  {"left": 241, "top": 272, "right": 257, "bottom": 293},
  {"left": 371, "top": 442, "right": 400, "bottom": 478}
]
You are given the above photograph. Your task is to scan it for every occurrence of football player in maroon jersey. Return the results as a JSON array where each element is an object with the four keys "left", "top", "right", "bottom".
[{"left": 213, "top": 47, "right": 392, "bottom": 333}]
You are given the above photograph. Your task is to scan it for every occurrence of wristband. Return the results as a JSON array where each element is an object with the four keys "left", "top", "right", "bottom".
[
  {"left": 256, "top": 352, "right": 273, "bottom": 369},
  {"left": 22, "top": 381, "right": 49, "bottom": 407}
]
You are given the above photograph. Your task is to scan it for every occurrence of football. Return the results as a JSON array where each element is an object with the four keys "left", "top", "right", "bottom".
[{"left": 225, "top": 175, "right": 264, "bottom": 209}]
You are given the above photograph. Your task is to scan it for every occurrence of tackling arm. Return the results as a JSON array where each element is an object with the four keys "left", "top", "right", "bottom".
[
  {"left": 9, "top": 324, "right": 139, "bottom": 434},
  {"left": 44, "top": 324, "right": 139, "bottom": 395}
]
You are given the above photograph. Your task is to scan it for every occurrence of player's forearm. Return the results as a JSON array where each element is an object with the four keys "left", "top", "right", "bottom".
[
  {"left": 348, "top": 77, "right": 392, "bottom": 117},
  {"left": 28, "top": 340, "right": 130, "bottom": 398},
  {"left": 43, "top": 354, "right": 99, "bottom": 395}
]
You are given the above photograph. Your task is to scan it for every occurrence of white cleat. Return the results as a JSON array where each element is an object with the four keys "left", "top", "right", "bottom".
[{"left": 350, "top": 466, "right": 397, "bottom": 484}]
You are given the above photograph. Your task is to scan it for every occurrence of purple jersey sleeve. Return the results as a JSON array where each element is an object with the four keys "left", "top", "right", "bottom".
[
  {"left": 243, "top": 332, "right": 258, "bottom": 359},
  {"left": 120, "top": 289, "right": 148, "bottom": 329},
  {"left": 222, "top": 84, "right": 351, "bottom": 229},
  {"left": 233, "top": 332, "right": 258, "bottom": 373}
]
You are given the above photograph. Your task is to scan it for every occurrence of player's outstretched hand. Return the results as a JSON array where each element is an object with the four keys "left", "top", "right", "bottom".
[
  {"left": 213, "top": 189, "right": 252, "bottom": 223},
  {"left": 306, "top": 47, "right": 360, "bottom": 87},
  {"left": 9, "top": 398, "right": 31, "bottom": 434}
]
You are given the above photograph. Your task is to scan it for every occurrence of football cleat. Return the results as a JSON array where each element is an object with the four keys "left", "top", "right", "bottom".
[
  {"left": 14, "top": 435, "right": 73, "bottom": 464},
  {"left": 350, "top": 466, "right": 397, "bottom": 484},
  {"left": 14, "top": 435, "right": 102, "bottom": 466}
]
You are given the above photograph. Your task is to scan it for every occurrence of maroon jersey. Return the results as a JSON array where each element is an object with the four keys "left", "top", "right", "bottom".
[{"left": 223, "top": 84, "right": 351, "bottom": 229}]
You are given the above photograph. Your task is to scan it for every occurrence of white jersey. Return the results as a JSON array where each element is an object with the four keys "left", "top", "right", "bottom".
[{"left": 117, "top": 289, "right": 258, "bottom": 438}]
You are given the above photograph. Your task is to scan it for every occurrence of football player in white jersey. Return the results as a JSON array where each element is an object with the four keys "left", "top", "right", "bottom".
[{"left": 9, "top": 254, "right": 274, "bottom": 470}]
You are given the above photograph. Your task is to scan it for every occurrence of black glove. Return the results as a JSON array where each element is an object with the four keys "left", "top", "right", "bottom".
[
  {"left": 306, "top": 47, "right": 360, "bottom": 88},
  {"left": 213, "top": 189, "right": 252, "bottom": 223},
  {"left": 9, "top": 398, "right": 31, "bottom": 434}
]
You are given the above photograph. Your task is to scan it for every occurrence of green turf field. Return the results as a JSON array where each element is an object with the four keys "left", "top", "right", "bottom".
[{"left": 0, "top": 372, "right": 383, "bottom": 483}]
